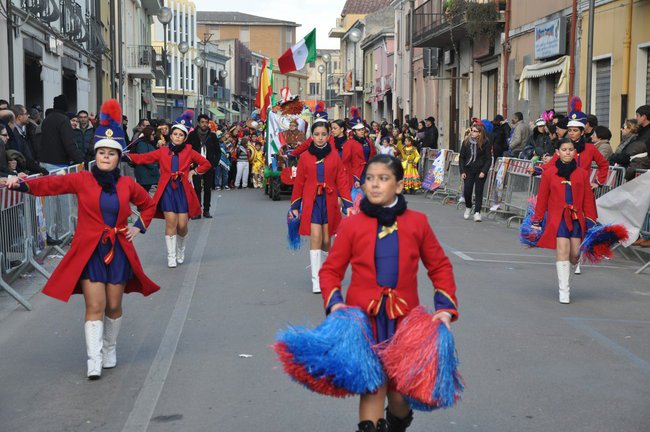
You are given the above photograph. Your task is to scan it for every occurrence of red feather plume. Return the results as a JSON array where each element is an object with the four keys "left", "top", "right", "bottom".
[
  {"left": 569, "top": 96, "right": 582, "bottom": 113},
  {"left": 350, "top": 106, "right": 360, "bottom": 119},
  {"left": 182, "top": 109, "right": 194, "bottom": 120},
  {"left": 315, "top": 101, "right": 325, "bottom": 113},
  {"left": 99, "top": 99, "right": 122, "bottom": 126}
]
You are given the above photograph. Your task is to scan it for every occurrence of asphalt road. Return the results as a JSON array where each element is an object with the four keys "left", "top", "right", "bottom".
[{"left": 0, "top": 188, "right": 649, "bottom": 432}]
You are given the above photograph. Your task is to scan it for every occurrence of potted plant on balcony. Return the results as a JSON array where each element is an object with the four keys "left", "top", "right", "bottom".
[
  {"left": 443, "top": 0, "right": 461, "bottom": 19},
  {"left": 465, "top": 2, "right": 500, "bottom": 42}
]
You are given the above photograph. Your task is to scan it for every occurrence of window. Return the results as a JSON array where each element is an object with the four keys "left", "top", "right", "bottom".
[
  {"left": 286, "top": 28, "right": 293, "bottom": 51},
  {"left": 405, "top": 12, "right": 411, "bottom": 51},
  {"left": 240, "top": 26, "right": 250, "bottom": 44},
  {"left": 309, "top": 83, "right": 320, "bottom": 95},
  {"left": 333, "top": 61, "right": 338, "bottom": 71},
  {"left": 594, "top": 58, "right": 611, "bottom": 127}
]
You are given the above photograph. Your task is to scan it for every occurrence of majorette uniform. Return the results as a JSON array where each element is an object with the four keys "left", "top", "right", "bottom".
[
  {"left": 320, "top": 198, "right": 458, "bottom": 341},
  {"left": 343, "top": 135, "right": 377, "bottom": 187}
]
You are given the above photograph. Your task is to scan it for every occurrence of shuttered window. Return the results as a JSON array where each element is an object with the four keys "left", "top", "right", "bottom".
[
  {"left": 646, "top": 50, "right": 650, "bottom": 104},
  {"left": 595, "top": 58, "right": 611, "bottom": 127},
  {"left": 553, "top": 74, "right": 568, "bottom": 115}
]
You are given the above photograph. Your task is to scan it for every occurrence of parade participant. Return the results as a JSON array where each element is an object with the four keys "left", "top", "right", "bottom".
[
  {"left": 531, "top": 138, "right": 598, "bottom": 304},
  {"left": 320, "top": 154, "right": 458, "bottom": 432},
  {"left": 1, "top": 99, "right": 159, "bottom": 379},
  {"left": 400, "top": 135, "right": 421, "bottom": 194},
  {"left": 291, "top": 103, "right": 333, "bottom": 160},
  {"left": 126, "top": 123, "right": 211, "bottom": 268},
  {"left": 459, "top": 122, "right": 492, "bottom": 221},
  {"left": 234, "top": 137, "right": 252, "bottom": 189},
  {"left": 343, "top": 107, "right": 376, "bottom": 189},
  {"left": 251, "top": 140, "right": 265, "bottom": 188},
  {"left": 289, "top": 121, "right": 352, "bottom": 294}
]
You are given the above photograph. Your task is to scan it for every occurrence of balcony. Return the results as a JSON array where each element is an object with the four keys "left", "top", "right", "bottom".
[
  {"left": 125, "top": 45, "right": 157, "bottom": 80},
  {"left": 412, "top": 0, "right": 504, "bottom": 49}
]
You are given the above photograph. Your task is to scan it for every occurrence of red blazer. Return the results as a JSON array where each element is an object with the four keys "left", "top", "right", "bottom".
[
  {"left": 320, "top": 210, "right": 458, "bottom": 321},
  {"left": 291, "top": 136, "right": 336, "bottom": 159},
  {"left": 543, "top": 143, "right": 608, "bottom": 185},
  {"left": 128, "top": 145, "right": 211, "bottom": 218},
  {"left": 532, "top": 164, "right": 598, "bottom": 249},
  {"left": 24, "top": 172, "right": 159, "bottom": 302},
  {"left": 342, "top": 137, "right": 376, "bottom": 185},
  {"left": 290, "top": 149, "right": 351, "bottom": 236}
]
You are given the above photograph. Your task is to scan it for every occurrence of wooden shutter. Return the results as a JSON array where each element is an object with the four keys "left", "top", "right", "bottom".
[{"left": 595, "top": 58, "right": 611, "bottom": 127}]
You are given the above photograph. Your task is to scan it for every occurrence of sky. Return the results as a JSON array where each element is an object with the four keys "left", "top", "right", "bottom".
[{"left": 193, "top": 0, "right": 347, "bottom": 49}]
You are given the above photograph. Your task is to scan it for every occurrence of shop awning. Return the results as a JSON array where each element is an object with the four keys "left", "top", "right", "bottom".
[
  {"left": 518, "top": 55, "right": 569, "bottom": 101},
  {"left": 208, "top": 108, "right": 225, "bottom": 119},
  {"left": 218, "top": 106, "right": 240, "bottom": 115}
]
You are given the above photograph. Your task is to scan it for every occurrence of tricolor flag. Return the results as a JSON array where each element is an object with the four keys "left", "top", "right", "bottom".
[
  {"left": 255, "top": 58, "right": 273, "bottom": 121},
  {"left": 278, "top": 29, "right": 317, "bottom": 74}
]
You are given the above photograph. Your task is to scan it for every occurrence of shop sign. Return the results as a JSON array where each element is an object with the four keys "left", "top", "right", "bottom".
[{"left": 534, "top": 17, "right": 566, "bottom": 59}]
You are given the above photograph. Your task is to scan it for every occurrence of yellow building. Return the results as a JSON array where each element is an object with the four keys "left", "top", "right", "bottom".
[{"left": 579, "top": 0, "right": 650, "bottom": 147}]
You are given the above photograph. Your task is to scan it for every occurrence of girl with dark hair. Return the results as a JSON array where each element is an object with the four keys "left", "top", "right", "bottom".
[
  {"left": 459, "top": 122, "right": 492, "bottom": 222},
  {"left": 344, "top": 109, "right": 377, "bottom": 189},
  {"left": 289, "top": 122, "right": 352, "bottom": 294},
  {"left": 133, "top": 126, "right": 160, "bottom": 193},
  {"left": 531, "top": 140, "right": 598, "bottom": 303},
  {"left": 320, "top": 154, "right": 458, "bottom": 432}
]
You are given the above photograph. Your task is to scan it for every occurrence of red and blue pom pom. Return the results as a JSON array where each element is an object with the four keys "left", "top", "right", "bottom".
[
  {"left": 519, "top": 195, "right": 545, "bottom": 247},
  {"left": 350, "top": 186, "right": 364, "bottom": 215},
  {"left": 378, "top": 306, "right": 463, "bottom": 411},
  {"left": 287, "top": 211, "right": 302, "bottom": 250},
  {"left": 579, "top": 223, "right": 629, "bottom": 263},
  {"left": 274, "top": 307, "right": 385, "bottom": 397}
]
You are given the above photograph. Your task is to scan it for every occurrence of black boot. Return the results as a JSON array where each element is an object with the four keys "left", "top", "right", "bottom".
[
  {"left": 357, "top": 419, "right": 389, "bottom": 432},
  {"left": 385, "top": 409, "right": 413, "bottom": 432}
]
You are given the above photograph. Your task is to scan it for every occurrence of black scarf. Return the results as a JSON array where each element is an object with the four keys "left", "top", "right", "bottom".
[
  {"left": 334, "top": 135, "right": 347, "bottom": 152},
  {"left": 91, "top": 164, "right": 121, "bottom": 193},
  {"left": 168, "top": 142, "right": 186, "bottom": 155},
  {"left": 308, "top": 142, "right": 331, "bottom": 160},
  {"left": 573, "top": 137, "right": 586, "bottom": 153},
  {"left": 555, "top": 158, "right": 577, "bottom": 181},
  {"left": 360, "top": 194, "right": 407, "bottom": 227},
  {"left": 353, "top": 134, "right": 368, "bottom": 146}
]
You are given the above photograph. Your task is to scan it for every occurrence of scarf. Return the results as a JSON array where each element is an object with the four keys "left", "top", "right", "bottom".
[
  {"left": 168, "top": 142, "right": 186, "bottom": 155},
  {"left": 360, "top": 194, "right": 407, "bottom": 227},
  {"left": 573, "top": 137, "right": 586, "bottom": 154},
  {"left": 466, "top": 137, "right": 478, "bottom": 165},
  {"left": 308, "top": 141, "right": 331, "bottom": 160},
  {"left": 197, "top": 127, "right": 210, "bottom": 144},
  {"left": 353, "top": 134, "right": 368, "bottom": 146},
  {"left": 334, "top": 135, "right": 347, "bottom": 152},
  {"left": 555, "top": 158, "right": 577, "bottom": 181},
  {"left": 91, "top": 164, "right": 120, "bottom": 193}
]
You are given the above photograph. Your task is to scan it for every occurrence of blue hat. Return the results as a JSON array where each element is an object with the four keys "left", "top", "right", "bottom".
[
  {"left": 568, "top": 96, "right": 586, "bottom": 125},
  {"left": 94, "top": 99, "right": 125, "bottom": 152},
  {"left": 313, "top": 101, "right": 328, "bottom": 123},
  {"left": 349, "top": 106, "right": 365, "bottom": 130},
  {"left": 174, "top": 109, "right": 194, "bottom": 129}
]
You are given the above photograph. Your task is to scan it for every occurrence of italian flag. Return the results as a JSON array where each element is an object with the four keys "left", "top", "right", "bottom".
[{"left": 278, "top": 28, "right": 317, "bottom": 74}]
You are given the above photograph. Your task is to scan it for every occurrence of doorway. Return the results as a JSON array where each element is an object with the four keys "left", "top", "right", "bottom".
[
  {"left": 24, "top": 56, "right": 43, "bottom": 110},
  {"left": 62, "top": 71, "right": 78, "bottom": 112}
]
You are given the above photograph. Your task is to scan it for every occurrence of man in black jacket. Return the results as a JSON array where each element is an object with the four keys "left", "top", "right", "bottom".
[
  {"left": 187, "top": 114, "right": 220, "bottom": 218},
  {"left": 422, "top": 116, "right": 439, "bottom": 149},
  {"left": 636, "top": 105, "right": 650, "bottom": 154},
  {"left": 39, "top": 94, "right": 83, "bottom": 170}
]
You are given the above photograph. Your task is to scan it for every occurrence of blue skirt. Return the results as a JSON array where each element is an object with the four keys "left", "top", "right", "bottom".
[
  {"left": 374, "top": 296, "right": 397, "bottom": 343},
  {"left": 311, "top": 194, "right": 328, "bottom": 224},
  {"left": 557, "top": 214, "right": 582, "bottom": 238},
  {"left": 160, "top": 180, "right": 189, "bottom": 213},
  {"left": 81, "top": 238, "right": 133, "bottom": 284}
]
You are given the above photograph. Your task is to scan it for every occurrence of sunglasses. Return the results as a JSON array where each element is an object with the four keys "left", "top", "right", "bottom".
[
  {"left": 0, "top": 133, "right": 8, "bottom": 137},
  {"left": 471, "top": 129, "right": 479, "bottom": 132}
]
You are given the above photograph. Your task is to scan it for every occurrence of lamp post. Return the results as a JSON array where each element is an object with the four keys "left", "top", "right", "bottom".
[
  {"left": 219, "top": 69, "right": 228, "bottom": 121},
  {"left": 317, "top": 64, "right": 325, "bottom": 104},
  {"left": 348, "top": 28, "right": 362, "bottom": 109},
  {"left": 321, "top": 53, "right": 331, "bottom": 108},
  {"left": 178, "top": 41, "right": 189, "bottom": 111},
  {"left": 247, "top": 76, "right": 254, "bottom": 118},
  {"left": 193, "top": 56, "right": 204, "bottom": 114},
  {"left": 157, "top": 7, "right": 173, "bottom": 120}
]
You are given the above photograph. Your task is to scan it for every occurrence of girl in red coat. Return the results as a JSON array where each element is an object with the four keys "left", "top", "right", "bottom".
[
  {"left": 343, "top": 109, "right": 377, "bottom": 189},
  {"left": 126, "top": 123, "right": 211, "bottom": 268},
  {"left": 531, "top": 136, "right": 598, "bottom": 304},
  {"left": 289, "top": 121, "right": 352, "bottom": 294},
  {"left": 320, "top": 154, "right": 458, "bottom": 432},
  {"left": 2, "top": 100, "right": 158, "bottom": 379}
]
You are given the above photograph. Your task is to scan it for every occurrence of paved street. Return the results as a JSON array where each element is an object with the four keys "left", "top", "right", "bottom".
[{"left": 1, "top": 189, "right": 649, "bottom": 432}]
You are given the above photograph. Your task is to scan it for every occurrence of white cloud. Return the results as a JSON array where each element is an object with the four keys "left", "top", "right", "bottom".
[{"left": 193, "top": 0, "right": 347, "bottom": 49}]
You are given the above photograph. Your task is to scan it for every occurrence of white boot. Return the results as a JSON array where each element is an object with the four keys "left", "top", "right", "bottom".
[
  {"left": 84, "top": 320, "right": 104, "bottom": 380},
  {"left": 556, "top": 261, "right": 571, "bottom": 304},
  {"left": 574, "top": 262, "right": 581, "bottom": 274},
  {"left": 310, "top": 249, "right": 322, "bottom": 294},
  {"left": 176, "top": 234, "right": 187, "bottom": 264},
  {"left": 165, "top": 235, "right": 177, "bottom": 268},
  {"left": 102, "top": 316, "right": 122, "bottom": 369}
]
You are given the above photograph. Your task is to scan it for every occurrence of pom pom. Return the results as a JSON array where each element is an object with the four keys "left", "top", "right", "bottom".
[
  {"left": 350, "top": 186, "right": 364, "bottom": 216},
  {"left": 182, "top": 109, "right": 194, "bottom": 120},
  {"left": 378, "top": 306, "right": 463, "bottom": 411},
  {"left": 274, "top": 307, "right": 385, "bottom": 396},
  {"left": 519, "top": 195, "right": 545, "bottom": 247},
  {"left": 99, "top": 99, "right": 122, "bottom": 126},
  {"left": 287, "top": 211, "right": 302, "bottom": 250},
  {"left": 569, "top": 96, "right": 582, "bottom": 113},
  {"left": 579, "top": 223, "right": 629, "bottom": 263}
]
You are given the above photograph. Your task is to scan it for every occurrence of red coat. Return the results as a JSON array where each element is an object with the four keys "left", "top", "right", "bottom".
[
  {"left": 342, "top": 137, "right": 376, "bottom": 186},
  {"left": 24, "top": 172, "right": 159, "bottom": 302},
  {"left": 291, "top": 136, "right": 336, "bottom": 159},
  {"left": 543, "top": 143, "right": 608, "bottom": 184},
  {"left": 320, "top": 210, "right": 458, "bottom": 321},
  {"left": 128, "top": 145, "right": 211, "bottom": 218},
  {"left": 290, "top": 149, "right": 351, "bottom": 236},
  {"left": 532, "top": 164, "right": 598, "bottom": 249}
]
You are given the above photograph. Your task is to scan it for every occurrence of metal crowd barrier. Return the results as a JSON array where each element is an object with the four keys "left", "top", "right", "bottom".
[
  {"left": 441, "top": 152, "right": 462, "bottom": 205},
  {"left": 590, "top": 164, "right": 626, "bottom": 199}
]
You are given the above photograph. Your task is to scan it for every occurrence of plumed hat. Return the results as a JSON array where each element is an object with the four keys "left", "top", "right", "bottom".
[
  {"left": 313, "top": 101, "right": 328, "bottom": 123},
  {"left": 174, "top": 109, "right": 195, "bottom": 129},
  {"left": 568, "top": 97, "right": 587, "bottom": 124},
  {"left": 93, "top": 99, "right": 125, "bottom": 152},
  {"left": 349, "top": 106, "right": 365, "bottom": 130}
]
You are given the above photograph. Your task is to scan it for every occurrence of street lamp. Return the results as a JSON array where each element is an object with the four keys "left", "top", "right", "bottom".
[
  {"left": 317, "top": 64, "right": 325, "bottom": 104},
  {"left": 348, "top": 28, "right": 362, "bottom": 109},
  {"left": 321, "top": 53, "right": 331, "bottom": 108},
  {"left": 157, "top": 6, "right": 173, "bottom": 120},
  {"left": 193, "top": 55, "right": 204, "bottom": 114},
  {"left": 178, "top": 41, "right": 189, "bottom": 111},
  {"left": 247, "top": 76, "right": 254, "bottom": 118},
  {"left": 219, "top": 69, "right": 228, "bottom": 122}
]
